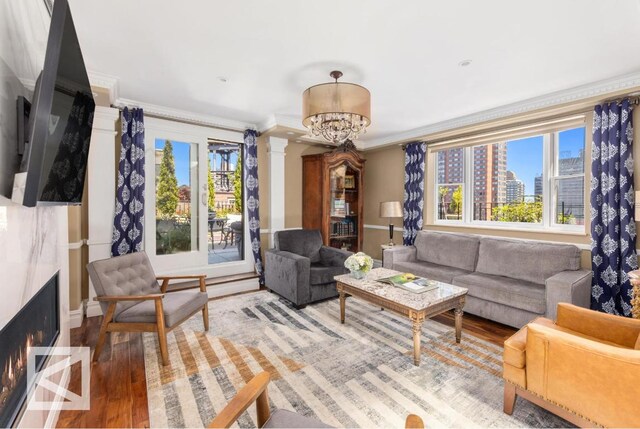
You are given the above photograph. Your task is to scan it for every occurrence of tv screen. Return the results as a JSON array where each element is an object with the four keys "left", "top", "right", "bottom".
[{"left": 20, "top": 0, "right": 95, "bottom": 207}]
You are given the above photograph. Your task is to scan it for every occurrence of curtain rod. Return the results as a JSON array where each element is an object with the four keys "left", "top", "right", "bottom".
[{"left": 111, "top": 104, "right": 258, "bottom": 136}]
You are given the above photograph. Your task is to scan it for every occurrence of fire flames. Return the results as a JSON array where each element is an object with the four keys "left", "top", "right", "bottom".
[{"left": 0, "top": 330, "right": 44, "bottom": 408}]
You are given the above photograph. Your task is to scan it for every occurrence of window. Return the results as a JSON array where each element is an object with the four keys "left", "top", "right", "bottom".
[
  {"left": 552, "top": 127, "right": 586, "bottom": 226},
  {"left": 436, "top": 148, "right": 464, "bottom": 220},
  {"left": 433, "top": 124, "right": 586, "bottom": 231}
]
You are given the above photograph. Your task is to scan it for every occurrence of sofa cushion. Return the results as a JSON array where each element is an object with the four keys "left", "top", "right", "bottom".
[
  {"left": 275, "top": 229, "right": 323, "bottom": 263},
  {"left": 453, "top": 272, "right": 546, "bottom": 314},
  {"left": 309, "top": 263, "right": 345, "bottom": 285},
  {"left": 414, "top": 231, "right": 480, "bottom": 272},
  {"left": 116, "top": 290, "right": 208, "bottom": 327},
  {"left": 263, "top": 409, "right": 332, "bottom": 428},
  {"left": 87, "top": 252, "right": 159, "bottom": 317},
  {"left": 393, "top": 260, "right": 471, "bottom": 284},
  {"left": 475, "top": 237, "right": 580, "bottom": 285}
]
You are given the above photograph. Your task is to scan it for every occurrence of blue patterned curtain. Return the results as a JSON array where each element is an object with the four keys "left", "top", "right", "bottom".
[
  {"left": 112, "top": 108, "right": 145, "bottom": 256},
  {"left": 403, "top": 142, "right": 426, "bottom": 245},
  {"left": 590, "top": 99, "right": 636, "bottom": 316},
  {"left": 244, "top": 129, "right": 264, "bottom": 284}
]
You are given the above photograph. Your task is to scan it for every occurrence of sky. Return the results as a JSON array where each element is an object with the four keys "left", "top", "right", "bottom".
[
  {"left": 155, "top": 139, "right": 239, "bottom": 187},
  {"left": 156, "top": 139, "right": 192, "bottom": 186},
  {"left": 506, "top": 126, "right": 585, "bottom": 195}
]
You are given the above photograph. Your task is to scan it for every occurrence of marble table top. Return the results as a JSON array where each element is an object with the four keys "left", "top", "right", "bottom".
[{"left": 335, "top": 267, "right": 468, "bottom": 312}]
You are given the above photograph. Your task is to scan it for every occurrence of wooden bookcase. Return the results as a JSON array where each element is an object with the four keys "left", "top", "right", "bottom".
[{"left": 302, "top": 148, "right": 365, "bottom": 252}]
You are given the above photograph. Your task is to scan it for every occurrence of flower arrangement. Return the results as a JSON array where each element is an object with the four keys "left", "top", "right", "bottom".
[{"left": 344, "top": 252, "right": 373, "bottom": 279}]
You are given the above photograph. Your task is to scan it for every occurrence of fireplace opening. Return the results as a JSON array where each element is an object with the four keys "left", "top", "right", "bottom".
[{"left": 0, "top": 272, "right": 60, "bottom": 427}]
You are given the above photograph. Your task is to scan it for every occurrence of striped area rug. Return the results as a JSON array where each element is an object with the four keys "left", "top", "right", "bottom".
[{"left": 143, "top": 291, "right": 568, "bottom": 428}]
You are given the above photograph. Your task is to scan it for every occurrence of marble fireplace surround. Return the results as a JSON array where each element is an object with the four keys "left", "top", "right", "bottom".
[{"left": 0, "top": 197, "right": 70, "bottom": 428}]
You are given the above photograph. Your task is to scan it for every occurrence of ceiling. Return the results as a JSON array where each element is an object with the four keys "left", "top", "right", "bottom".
[{"left": 68, "top": 0, "right": 640, "bottom": 146}]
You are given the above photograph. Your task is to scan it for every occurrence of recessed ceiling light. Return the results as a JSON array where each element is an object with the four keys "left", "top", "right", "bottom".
[
  {"left": 217, "top": 76, "right": 228, "bottom": 83},
  {"left": 286, "top": 131, "right": 295, "bottom": 135},
  {"left": 458, "top": 60, "right": 472, "bottom": 67}
]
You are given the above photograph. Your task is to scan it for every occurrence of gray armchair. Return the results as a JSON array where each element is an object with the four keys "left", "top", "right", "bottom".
[
  {"left": 87, "top": 251, "right": 209, "bottom": 366},
  {"left": 265, "top": 229, "right": 351, "bottom": 309}
]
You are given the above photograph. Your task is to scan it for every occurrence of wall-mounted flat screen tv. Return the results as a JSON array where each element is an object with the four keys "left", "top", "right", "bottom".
[{"left": 19, "top": 0, "right": 95, "bottom": 207}]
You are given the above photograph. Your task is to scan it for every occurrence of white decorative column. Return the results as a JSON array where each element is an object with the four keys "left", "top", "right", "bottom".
[
  {"left": 267, "top": 137, "right": 288, "bottom": 247},
  {"left": 85, "top": 106, "right": 119, "bottom": 317}
]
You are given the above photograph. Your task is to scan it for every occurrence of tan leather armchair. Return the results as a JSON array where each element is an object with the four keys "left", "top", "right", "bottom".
[{"left": 503, "top": 303, "right": 640, "bottom": 428}]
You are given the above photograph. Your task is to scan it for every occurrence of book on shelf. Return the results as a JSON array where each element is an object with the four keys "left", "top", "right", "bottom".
[{"left": 378, "top": 274, "right": 439, "bottom": 294}]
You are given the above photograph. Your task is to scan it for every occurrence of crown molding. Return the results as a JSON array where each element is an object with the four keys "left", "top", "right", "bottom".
[
  {"left": 363, "top": 70, "right": 640, "bottom": 150},
  {"left": 88, "top": 71, "right": 119, "bottom": 103},
  {"left": 114, "top": 97, "right": 255, "bottom": 132}
]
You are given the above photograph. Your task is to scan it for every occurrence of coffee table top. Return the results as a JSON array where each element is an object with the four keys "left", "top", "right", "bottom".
[{"left": 334, "top": 267, "right": 468, "bottom": 312}]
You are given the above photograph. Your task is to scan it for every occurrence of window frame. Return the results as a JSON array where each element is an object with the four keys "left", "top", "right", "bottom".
[{"left": 433, "top": 124, "right": 586, "bottom": 233}]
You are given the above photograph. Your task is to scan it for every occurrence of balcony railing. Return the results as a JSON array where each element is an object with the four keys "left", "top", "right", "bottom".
[
  {"left": 212, "top": 170, "right": 235, "bottom": 193},
  {"left": 437, "top": 198, "right": 584, "bottom": 225}
]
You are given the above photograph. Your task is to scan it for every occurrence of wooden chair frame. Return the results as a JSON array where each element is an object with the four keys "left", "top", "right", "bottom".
[
  {"left": 93, "top": 275, "right": 209, "bottom": 366},
  {"left": 209, "top": 371, "right": 425, "bottom": 429}
]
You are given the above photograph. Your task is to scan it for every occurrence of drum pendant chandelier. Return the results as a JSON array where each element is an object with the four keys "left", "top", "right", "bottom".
[{"left": 302, "top": 70, "right": 371, "bottom": 145}]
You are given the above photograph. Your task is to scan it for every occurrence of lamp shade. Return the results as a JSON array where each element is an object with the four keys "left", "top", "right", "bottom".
[
  {"left": 380, "top": 201, "right": 403, "bottom": 218},
  {"left": 302, "top": 82, "right": 371, "bottom": 128}
]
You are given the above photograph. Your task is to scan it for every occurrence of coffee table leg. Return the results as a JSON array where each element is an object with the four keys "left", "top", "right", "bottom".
[
  {"left": 454, "top": 306, "right": 463, "bottom": 343},
  {"left": 339, "top": 291, "right": 346, "bottom": 324},
  {"left": 412, "top": 319, "right": 422, "bottom": 365}
]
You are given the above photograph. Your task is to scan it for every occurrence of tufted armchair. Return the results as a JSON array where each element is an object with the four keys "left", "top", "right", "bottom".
[
  {"left": 264, "top": 229, "right": 351, "bottom": 309},
  {"left": 87, "top": 251, "right": 209, "bottom": 366}
]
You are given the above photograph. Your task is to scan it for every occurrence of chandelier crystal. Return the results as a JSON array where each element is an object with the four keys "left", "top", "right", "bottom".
[{"left": 302, "top": 71, "right": 371, "bottom": 145}]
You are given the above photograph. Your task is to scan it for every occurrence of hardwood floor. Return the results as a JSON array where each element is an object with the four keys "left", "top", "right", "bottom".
[{"left": 57, "top": 293, "right": 516, "bottom": 428}]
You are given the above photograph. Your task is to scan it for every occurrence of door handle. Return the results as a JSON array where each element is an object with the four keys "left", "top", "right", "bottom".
[{"left": 202, "top": 193, "right": 207, "bottom": 207}]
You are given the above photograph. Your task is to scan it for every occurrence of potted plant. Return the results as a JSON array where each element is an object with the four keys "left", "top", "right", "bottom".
[{"left": 344, "top": 252, "right": 373, "bottom": 279}]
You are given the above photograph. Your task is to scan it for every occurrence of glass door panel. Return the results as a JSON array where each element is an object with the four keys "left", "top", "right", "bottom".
[
  {"left": 329, "top": 162, "right": 360, "bottom": 252},
  {"left": 154, "top": 139, "right": 199, "bottom": 255},
  {"left": 207, "top": 141, "right": 244, "bottom": 265}
]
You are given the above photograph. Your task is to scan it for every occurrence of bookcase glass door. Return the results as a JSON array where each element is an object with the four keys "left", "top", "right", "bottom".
[{"left": 329, "top": 162, "right": 360, "bottom": 252}]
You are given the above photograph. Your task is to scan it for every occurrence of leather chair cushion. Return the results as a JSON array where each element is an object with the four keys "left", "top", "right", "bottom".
[
  {"left": 116, "top": 290, "right": 208, "bottom": 327},
  {"left": 503, "top": 317, "right": 634, "bottom": 370},
  {"left": 263, "top": 409, "right": 332, "bottom": 428}
]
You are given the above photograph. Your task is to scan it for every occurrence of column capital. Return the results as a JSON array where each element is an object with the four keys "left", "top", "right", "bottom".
[
  {"left": 267, "top": 136, "right": 288, "bottom": 154},
  {"left": 92, "top": 106, "right": 120, "bottom": 133}
]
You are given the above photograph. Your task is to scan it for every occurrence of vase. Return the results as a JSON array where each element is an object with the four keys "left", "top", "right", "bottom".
[{"left": 350, "top": 270, "right": 365, "bottom": 280}]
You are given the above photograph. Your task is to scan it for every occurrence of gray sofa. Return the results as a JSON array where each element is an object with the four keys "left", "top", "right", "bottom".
[
  {"left": 383, "top": 231, "right": 591, "bottom": 328},
  {"left": 265, "top": 229, "right": 351, "bottom": 308}
]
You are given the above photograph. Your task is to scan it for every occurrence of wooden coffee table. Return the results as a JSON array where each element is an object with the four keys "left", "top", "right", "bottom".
[{"left": 334, "top": 267, "right": 468, "bottom": 366}]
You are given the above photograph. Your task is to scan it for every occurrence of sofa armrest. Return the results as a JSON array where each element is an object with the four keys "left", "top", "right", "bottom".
[
  {"left": 319, "top": 246, "right": 352, "bottom": 267},
  {"left": 544, "top": 270, "right": 591, "bottom": 320},
  {"left": 525, "top": 322, "right": 640, "bottom": 428},
  {"left": 383, "top": 246, "right": 417, "bottom": 269},
  {"left": 264, "top": 249, "right": 311, "bottom": 305},
  {"left": 555, "top": 303, "right": 640, "bottom": 348}
]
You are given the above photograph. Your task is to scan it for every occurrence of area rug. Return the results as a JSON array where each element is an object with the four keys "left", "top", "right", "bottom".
[{"left": 143, "top": 291, "right": 569, "bottom": 428}]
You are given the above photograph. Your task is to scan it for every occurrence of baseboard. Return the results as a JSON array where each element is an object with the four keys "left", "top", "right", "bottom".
[
  {"left": 205, "top": 278, "right": 260, "bottom": 299},
  {"left": 69, "top": 306, "right": 84, "bottom": 329},
  {"left": 86, "top": 300, "right": 103, "bottom": 317}
]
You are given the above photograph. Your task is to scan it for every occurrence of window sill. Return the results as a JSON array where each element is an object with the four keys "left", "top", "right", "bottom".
[{"left": 429, "top": 221, "right": 588, "bottom": 237}]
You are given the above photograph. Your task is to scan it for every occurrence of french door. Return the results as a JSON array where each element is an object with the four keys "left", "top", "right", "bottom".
[{"left": 144, "top": 117, "right": 253, "bottom": 277}]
